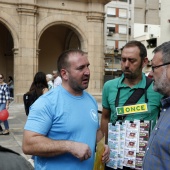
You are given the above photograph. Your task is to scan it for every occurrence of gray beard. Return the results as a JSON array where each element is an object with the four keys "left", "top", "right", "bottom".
[{"left": 153, "top": 69, "right": 168, "bottom": 96}]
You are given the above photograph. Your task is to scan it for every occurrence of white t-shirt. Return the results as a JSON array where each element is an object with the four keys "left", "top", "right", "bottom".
[{"left": 54, "top": 76, "right": 62, "bottom": 88}]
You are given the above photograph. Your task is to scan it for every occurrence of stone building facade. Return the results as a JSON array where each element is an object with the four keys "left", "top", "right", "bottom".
[
  {"left": 103, "top": 0, "right": 161, "bottom": 78},
  {"left": 0, "top": 0, "right": 110, "bottom": 102},
  {"left": 134, "top": 0, "right": 160, "bottom": 25},
  {"left": 160, "top": 0, "right": 170, "bottom": 43}
]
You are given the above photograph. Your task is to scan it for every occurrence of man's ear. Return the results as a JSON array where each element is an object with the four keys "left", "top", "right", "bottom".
[
  {"left": 142, "top": 57, "right": 149, "bottom": 68},
  {"left": 60, "top": 69, "right": 68, "bottom": 80}
]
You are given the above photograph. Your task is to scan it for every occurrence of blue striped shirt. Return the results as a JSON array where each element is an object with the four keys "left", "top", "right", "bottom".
[{"left": 143, "top": 97, "right": 170, "bottom": 170}]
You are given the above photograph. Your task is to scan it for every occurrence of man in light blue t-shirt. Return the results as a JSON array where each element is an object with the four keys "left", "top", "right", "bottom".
[{"left": 22, "top": 49, "right": 110, "bottom": 170}]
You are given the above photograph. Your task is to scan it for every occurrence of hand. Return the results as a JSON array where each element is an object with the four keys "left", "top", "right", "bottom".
[
  {"left": 102, "top": 145, "right": 110, "bottom": 163},
  {"left": 6, "top": 105, "right": 9, "bottom": 110},
  {"left": 70, "top": 142, "right": 91, "bottom": 161},
  {"left": 42, "top": 88, "right": 48, "bottom": 94}
]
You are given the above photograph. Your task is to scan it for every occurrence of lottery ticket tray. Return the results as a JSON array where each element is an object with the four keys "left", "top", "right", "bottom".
[{"left": 107, "top": 118, "right": 150, "bottom": 170}]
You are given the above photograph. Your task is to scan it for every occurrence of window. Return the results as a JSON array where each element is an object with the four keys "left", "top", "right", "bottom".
[
  {"left": 107, "top": 7, "right": 116, "bottom": 17},
  {"left": 146, "top": 38, "right": 157, "bottom": 49},
  {"left": 119, "top": 25, "right": 127, "bottom": 34},
  {"left": 106, "top": 40, "right": 115, "bottom": 53},
  {"left": 128, "top": 10, "right": 131, "bottom": 20},
  {"left": 119, "top": 9, "right": 127, "bottom": 18},
  {"left": 144, "top": 25, "right": 148, "bottom": 32},
  {"left": 114, "top": 57, "right": 121, "bottom": 64},
  {"left": 107, "top": 40, "right": 115, "bottom": 47},
  {"left": 119, "top": 0, "right": 128, "bottom": 2},
  {"left": 118, "top": 41, "right": 127, "bottom": 49},
  {"left": 107, "top": 24, "right": 116, "bottom": 36},
  {"left": 129, "top": 27, "right": 131, "bottom": 35}
]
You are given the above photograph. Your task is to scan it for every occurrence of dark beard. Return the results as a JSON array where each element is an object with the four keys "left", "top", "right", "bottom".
[
  {"left": 124, "top": 72, "right": 136, "bottom": 79},
  {"left": 123, "top": 61, "right": 143, "bottom": 80}
]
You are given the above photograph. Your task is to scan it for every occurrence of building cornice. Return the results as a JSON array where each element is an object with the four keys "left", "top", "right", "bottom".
[
  {"left": 16, "top": 3, "right": 38, "bottom": 16},
  {"left": 87, "top": 11, "right": 105, "bottom": 22}
]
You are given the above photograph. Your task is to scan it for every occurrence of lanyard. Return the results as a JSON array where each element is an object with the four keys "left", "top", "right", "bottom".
[{"left": 115, "top": 87, "right": 148, "bottom": 108}]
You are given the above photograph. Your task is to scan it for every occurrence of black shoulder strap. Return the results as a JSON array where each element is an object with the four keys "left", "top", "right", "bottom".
[{"left": 124, "top": 77, "right": 153, "bottom": 105}]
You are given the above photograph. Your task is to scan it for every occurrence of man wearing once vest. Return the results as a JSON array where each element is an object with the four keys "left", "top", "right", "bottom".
[{"left": 100, "top": 40, "right": 162, "bottom": 170}]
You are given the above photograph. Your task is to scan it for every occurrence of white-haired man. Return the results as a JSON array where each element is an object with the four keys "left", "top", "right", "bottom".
[
  {"left": 143, "top": 41, "right": 170, "bottom": 170},
  {"left": 52, "top": 70, "right": 62, "bottom": 88}
]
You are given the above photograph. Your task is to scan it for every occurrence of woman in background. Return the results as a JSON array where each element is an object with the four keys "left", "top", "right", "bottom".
[
  {"left": 28, "top": 72, "right": 48, "bottom": 98},
  {"left": 23, "top": 71, "right": 49, "bottom": 115},
  {"left": 0, "top": 73, "right": 10, "bottom": 135},
  {"left": 23, "top": 71, "right": 49, "bottom": 165}
]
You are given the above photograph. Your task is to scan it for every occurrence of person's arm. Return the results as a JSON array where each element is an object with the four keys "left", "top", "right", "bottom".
[
  {"left": 7, "top": 80, "right": 12, "bottom": 86},
  {"left": 97, "top": 107, "right": 111, "bottom": 164},
  {"left": 5, "top": 84, "right": 10, "bottom": 109},
  {"left": 96, "top": 129, "right": 110, "bottom": 163},
  {"left": 22, "top": 130, "right": 91, "bottom": 161},
  {"left": 6, "top": 100, "right": 10, "bottom": 110},
  {"left": 100, "top": 108, "right": 111, "bottom": 143},
  {"left": 96, "top": 108, "right": 111, "bottom": 163}
]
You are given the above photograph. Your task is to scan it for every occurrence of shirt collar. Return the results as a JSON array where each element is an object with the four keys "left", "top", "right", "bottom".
[
  {"left": 118, "top": 73, "right": 146, "bottom": 89},
  {"left": 161, "top": 96, "right": 170, "bottom": 108}
]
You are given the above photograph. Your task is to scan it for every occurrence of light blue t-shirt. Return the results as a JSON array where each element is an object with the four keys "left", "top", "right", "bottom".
[{"left": 24, "top": 85, "right": 99, "bottom": 170}]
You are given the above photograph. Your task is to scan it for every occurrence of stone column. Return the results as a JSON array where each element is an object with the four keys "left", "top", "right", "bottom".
[
  {"left": 16, "top": 2, "right": 38, "bottom": 102},
  {"left": 13, "top": 48, "right": 19, "bottom": 101},
  {"left": 87, "top": 3, "right": 105, "bottom": 101},
  {"left": 35, "top": 49, "right": 40, "bottom": 73}
]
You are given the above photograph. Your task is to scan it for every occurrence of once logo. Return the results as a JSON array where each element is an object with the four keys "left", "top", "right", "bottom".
[{"left": 116, "top": 103, "right": 148, "bottom": 115}]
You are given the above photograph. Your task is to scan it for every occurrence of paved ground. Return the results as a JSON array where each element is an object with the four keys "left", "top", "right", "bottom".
[
  {"left": 0, "top": 101, "right": 31, "bottom": 159},
  {"left": 0, "top": 101, "right": 102, "bottom": 160}
]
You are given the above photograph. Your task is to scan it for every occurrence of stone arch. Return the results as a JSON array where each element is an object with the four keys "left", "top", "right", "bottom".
[
  {"left": 0, "top": 10, "right": 19, "bottom": 99},
  {"left": 37, "top": 15, "right": 88, "bottom": 51},
  {"left": 0, "top": 10, "right": 19, "bottom": 48}
]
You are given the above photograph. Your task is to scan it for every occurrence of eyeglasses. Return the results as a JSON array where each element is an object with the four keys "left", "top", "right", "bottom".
[{"left": 151, "top": 62, "right": 170, "bottom": 72}]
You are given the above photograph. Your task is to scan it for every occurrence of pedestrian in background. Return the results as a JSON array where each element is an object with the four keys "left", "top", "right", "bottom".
[
  {"left": 22, "top": 49, "right": 110, "bottom": 170},
  {"left": 143, "top": 41, "right": 170, "bottom": 170},
  {"left": 0, "top": 73, "right": 10, "bottom": 135},
  {"left": 46, "top": 74, "right": 54, "bottom": 90},
  {"left": 7, "top": 76, "right": 14, "bottom": 99},
  {"left": 29, "top": 72, "right": 49, "bottom": 97},
  {"left": 23, "top": 71, "right": 49, "bottom": 116},
  {"left": 52, "top": 70, "right": 62, "bottom": 87}
]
